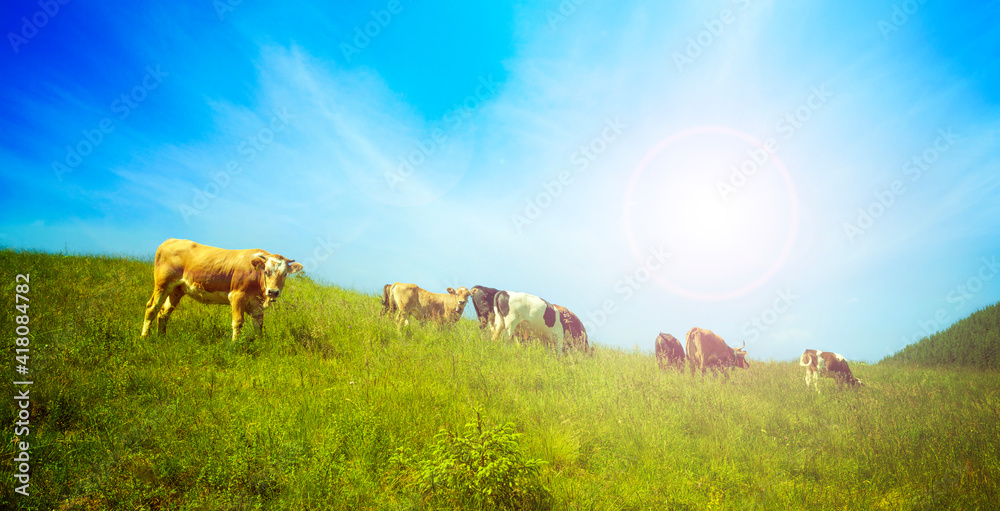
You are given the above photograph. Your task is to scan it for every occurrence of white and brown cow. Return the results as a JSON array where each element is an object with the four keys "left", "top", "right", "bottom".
[
  {"left": 553, "top": 304, "right": 589, "bottom": 353},
  {"left": 389, "top": 283, "right": 471, "bottom": 329},
  {"left": 491, "top": 291, "right": 564, "bottom": 348},
  {"left": 799, "top": 349, "right": 863, "bottom": 391},
  {"left": 685, "top": 327, "right": 749, "bottom": 376},
  {"left": 141, "top": 238, "right": 303, "bottom": 341},
  {"left": 655, "top": 332, "right": 685, "bottom": 370}
]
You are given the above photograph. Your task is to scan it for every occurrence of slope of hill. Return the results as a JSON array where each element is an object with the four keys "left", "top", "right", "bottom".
[
  {"left": 881, "top": 302, "right": 1000, "bottom": 369},
  {"left": 1, "top": 249, "right": 998, "bottom": 510}
]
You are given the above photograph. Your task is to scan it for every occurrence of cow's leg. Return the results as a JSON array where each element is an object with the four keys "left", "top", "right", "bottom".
[
  {"left": 251, "top": 312, "right": 264, "bottom": 337},
  {"left": 505, "top": 320, "right": 520, "bottom": 345},
  {"left": 395, "top": 309, "right": 408, "bottom": 331},
  {"left": 230, "top": 296, "right": 246, "bottom": 341},
  {"left": 141, "top": 285, "right": 172, "bottom": 338},
  {"left": 490, "top": 314, "right": 504, "bottom": 342},
  {"left": 156, "top": 286, "right": 185, "bottom": 336},
  {"left": 809, "top": 371, "right": 820, "bottom": 393}
]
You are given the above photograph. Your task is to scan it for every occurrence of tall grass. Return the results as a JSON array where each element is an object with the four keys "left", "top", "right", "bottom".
[{"left": 1, "top": 249, "right": 998, "bottom": 510}]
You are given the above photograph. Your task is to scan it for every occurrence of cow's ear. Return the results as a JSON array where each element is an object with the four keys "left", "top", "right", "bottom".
[
  {"left": 289, "top": 262, "right": 304, "bottom": 274},
  {"left": 251, "top": 256, "right": 267, "bottom": 271},
  {"left": 447, "top": 287, "right": 456, "bottom": 294}
]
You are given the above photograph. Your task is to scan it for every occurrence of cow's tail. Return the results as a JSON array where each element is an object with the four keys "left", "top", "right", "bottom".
[
  {"left": 388, "top": 283, "right": 400, "bottom": 312},
  {"left": 491, "top": 291, "right": 509, "bottom": 338},
  {"left": 381, "top": 284, "right": 393, "bottom": 310},
  {"left": 799, "top": 351, "right": 814, "bottom": 366}
]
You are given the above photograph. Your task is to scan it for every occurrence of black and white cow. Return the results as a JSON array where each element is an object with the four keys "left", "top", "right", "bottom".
[
  {"left": 469, "top": 285, "right": 501, "bottom": 331},
  {"left": 491, "top": 290, "right": 564, "bottom": 347}
]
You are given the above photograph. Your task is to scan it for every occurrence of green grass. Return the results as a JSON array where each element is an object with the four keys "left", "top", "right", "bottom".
[{"left": 2, "top": 249, "right": 999, "bottom": 510}]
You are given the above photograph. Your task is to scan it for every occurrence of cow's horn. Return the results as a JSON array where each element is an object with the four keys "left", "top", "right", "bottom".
[{"left": 738, "top": 340, "right": 745, "bottom": 350}]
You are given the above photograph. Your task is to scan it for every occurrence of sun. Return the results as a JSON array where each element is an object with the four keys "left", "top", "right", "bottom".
[{"left": 623, "top": 126, "right": 799, "bottom": 301}]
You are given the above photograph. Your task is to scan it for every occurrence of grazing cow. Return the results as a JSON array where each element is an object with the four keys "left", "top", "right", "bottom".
[
  {"left": 685, "top": 327, "right": 749, "bottom": 376},
  {"left": 799, "top": 349, "right": 863, "bottom": 392},
  {"left": 378, "top": 283, "right": 396, "bottom": 317},
  {"left": 491, "top": 291, "right": 564, "bottom": 348},
  {"left": 553, "top": 304, "right": 589, "bottom": 353},
  {"left": 469, "top": 285, "right": 501, "bottom": 330},
  {"left": 655, "top": 333, "right": 685, "bottom": 370},
  {"left": 389, "top": 283, "right": 471, "bottom": 328},
  {"left": 141, "top": 238, "right": 303, "bottom": 341}
]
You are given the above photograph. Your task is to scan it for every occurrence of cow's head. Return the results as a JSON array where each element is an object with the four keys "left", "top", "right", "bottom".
[
  {"left": 733, "top": 340, "right": 750, "bottom": 369},
  {"left": 447, "top": 287, "right": 471, "bottom": 317},
  {"left": 251, "top": 252, "right": 304, "bottom": 304}
]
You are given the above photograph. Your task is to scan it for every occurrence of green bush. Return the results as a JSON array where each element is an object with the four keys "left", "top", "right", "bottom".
[{"left": 395, "top": 413, "right": 551, "bottom": 510}]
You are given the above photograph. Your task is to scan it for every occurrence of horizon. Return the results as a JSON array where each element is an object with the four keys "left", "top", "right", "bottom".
[{"left": 2, "top": 1, "right": 999, "bottom": 363}]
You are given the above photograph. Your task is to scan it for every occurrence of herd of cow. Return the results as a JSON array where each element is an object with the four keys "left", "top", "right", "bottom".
[
  {"left": 138, "top": 239, "right": 864, "bottom": 392},
  {"left": 377, "top": 284, "right": 591, "bottom": 353}
]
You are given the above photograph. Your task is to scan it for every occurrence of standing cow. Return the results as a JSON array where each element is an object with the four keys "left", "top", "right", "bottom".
[
  {"left": 799, "top": 349, "right": 863, "bottom": 392},
  {"left": 469, "top": 285, "right": 501, "bottom": 331},
  {"left": 141, "top": 238, "right": 303, "bottom": 341},
  {"left": 655, "top": 332, "right": 685, "bottom": 370},
  {"left": 389, "top": 283, "right": 471, "bottom": 329},
  {"left": 491, "top": 291, "right": 564, "bottom": 348},
  {"left": 685, "top": 327, "right": 749, "bottom": 376},
  {"left": 553, "top": 304, "right": 589, "bottom": 353}
]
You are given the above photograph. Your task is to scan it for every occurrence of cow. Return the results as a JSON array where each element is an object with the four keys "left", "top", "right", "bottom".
[
  {"left": 469, "top": 285, "right": 501, "bottom": 330},
  {"left": 685, "top": 327, "right": 749, "bottom": 376},
  {"left": 655, "top": 332, "right": 685, "bottom": 370},
  {"left": 553, "top": 304, "right": 589, "bottom": 353},
  {"left": 491, "top": 291, "right": 564, "bottom": 348},
  {"left": 799, "top": 349, "right": 863, "bottom": 392},
  {"left": 389, "top": 283, "right": 471, "bottom": 329},
  {"left": 141, "top": 238, "right": 303, "bottom": 342},
  {"left": 378, "top": 283, "right": 396, "bottom": 317}
]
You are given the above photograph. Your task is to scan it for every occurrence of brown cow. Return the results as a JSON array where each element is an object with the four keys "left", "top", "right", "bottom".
[
  {"left": 685, "top": 327, "right": 749, "bottom": 376},
  {"left": 141, "top": 238, "right": 303, "bottom": 341},
  {"left": 389, "top": 283, "right": 471, "bottom": 329},
  {"left": 799, "top": 349, "right": 863, "bottom": 392},
  {"left": 553, "top": 304, "right": 589, "bottom": 353},
  {"left": 655, "top": 332, "right": 685, "bottom": 370}
]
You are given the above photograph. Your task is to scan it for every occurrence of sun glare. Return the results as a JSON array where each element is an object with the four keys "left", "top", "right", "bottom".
[{"left": 624, "top": 126, "right": 799, "bottom": 301}]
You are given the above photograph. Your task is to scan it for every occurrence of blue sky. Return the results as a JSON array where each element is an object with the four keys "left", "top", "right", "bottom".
[{"left": 2, "top": 0, "right": 999, "bottom": 362}]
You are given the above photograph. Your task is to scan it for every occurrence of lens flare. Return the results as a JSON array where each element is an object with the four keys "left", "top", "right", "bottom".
[{"left": 623, "top": 125, "right": 799, "bottom": 301}]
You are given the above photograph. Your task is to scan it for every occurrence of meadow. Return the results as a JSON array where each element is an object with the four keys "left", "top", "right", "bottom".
[{"left": 1, "top": 249, "right": 998, "bottom": 510}]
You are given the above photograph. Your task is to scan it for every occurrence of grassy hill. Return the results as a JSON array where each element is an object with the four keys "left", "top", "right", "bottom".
[
  {"left": 1, "top": 249, "right": 999, "bottom": 510},
  {"left": 880, "top": 303, "right": 1000, "bottom": 369}
]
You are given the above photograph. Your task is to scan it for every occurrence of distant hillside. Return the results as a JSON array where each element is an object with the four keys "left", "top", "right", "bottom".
[{"left": 881, "top": 302, "right": 1000, "bottom": 369}]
